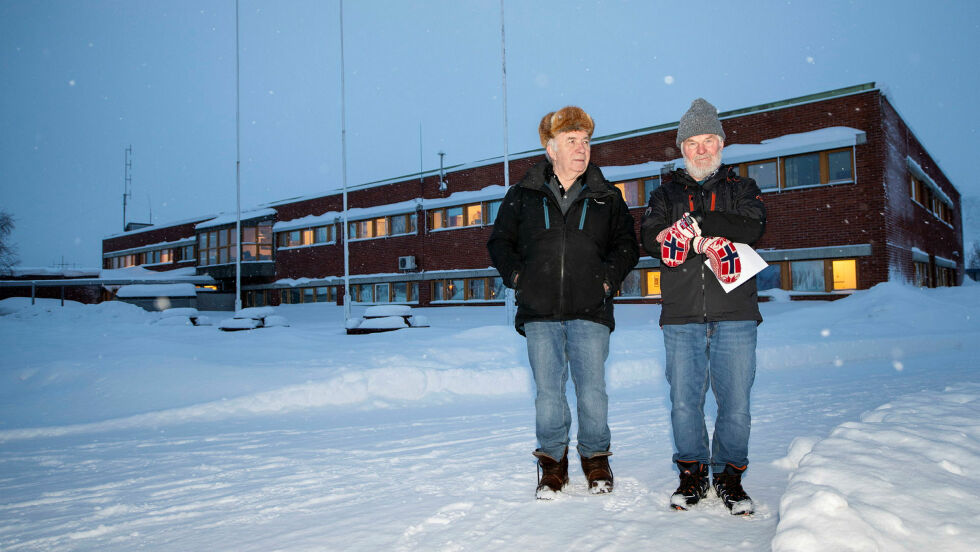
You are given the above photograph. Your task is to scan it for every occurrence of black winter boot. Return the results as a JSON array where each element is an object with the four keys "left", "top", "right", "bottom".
[
  {"left": 713, "top": 463, "right": 754, "bottom": 515},
  {"left": 533, "top": 448, "right": 569, "bottom": 500},
  {"left": 670, "top": 460, "right": 709, "bottom": 510},
  {"left": 581, "top": 452, "right": 613, "bottom": 494}
]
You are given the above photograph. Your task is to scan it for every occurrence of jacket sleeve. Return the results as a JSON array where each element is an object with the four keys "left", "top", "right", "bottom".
[
  {"left": 603, "top": 192, "right": 640, "bottom": 292},
  {"left": 698, "top": 177, "right": 766, "bottom": 245},
  {"left": 486, "top": 186, "right": 523, "bottom": 288},
  {"left": 640, "top": 185, "right": 670, "bottom": 257}
]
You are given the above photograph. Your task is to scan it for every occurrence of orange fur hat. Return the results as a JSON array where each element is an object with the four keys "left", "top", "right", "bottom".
[{"left": 538, "top": 106, "right": 594, "bottom": 148}]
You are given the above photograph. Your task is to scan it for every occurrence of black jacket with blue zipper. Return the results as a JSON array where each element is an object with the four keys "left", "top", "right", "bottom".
[
  {"left": 640, "top": 165, "right": 766, "bottom": 326},
  {"left": 487, "top": 161, "right": 639, "bottom": 336}
]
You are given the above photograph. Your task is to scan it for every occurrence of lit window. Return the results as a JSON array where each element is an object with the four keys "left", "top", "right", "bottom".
[
  {"left": 466, "top": 204, "right": 483, "bottom": 226},
  {"left": 614, "top": 181, "right": 642, "bottom": 207},
  {"left": 374, "top": 217, "right": 387, "bottom": 237},
  {"left": 430, "top": 210, "right": 445, "bottom": 230},
  {"left": 646, "top": 270, "right": 661, "bottom": 296},
  {"left": 832, "top": 259, "right": 857, "bottom": 290}
]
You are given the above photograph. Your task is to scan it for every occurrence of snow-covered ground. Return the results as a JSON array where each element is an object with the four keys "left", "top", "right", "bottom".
[{"left": 1, "top": 282, "right": 978, "bottom": 551}]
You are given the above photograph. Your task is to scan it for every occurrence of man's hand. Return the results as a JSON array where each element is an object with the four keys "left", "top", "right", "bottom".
[
  {"left": 692, "top": 237, "right": 741, "bottom": 284},
  {"left": 666, "top": 213, "right": 701, "bottom": 240}
]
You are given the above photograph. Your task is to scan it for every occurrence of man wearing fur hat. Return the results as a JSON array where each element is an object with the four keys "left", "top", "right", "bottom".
[
  {"left": 640, "top": 98, "right": 766, "bottom": 515},
  {"left": 488, "top": 106, "right": 638, "bottom": 499}
]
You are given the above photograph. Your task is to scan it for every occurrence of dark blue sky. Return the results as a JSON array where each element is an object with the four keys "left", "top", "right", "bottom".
[{"left": 2, "top": 0, "right": 978, "bottom": 267}]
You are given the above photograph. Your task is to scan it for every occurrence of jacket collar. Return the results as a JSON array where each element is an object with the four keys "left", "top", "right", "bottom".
[{"left": 521, "top": 161, "right": 610, "bottom": 195}]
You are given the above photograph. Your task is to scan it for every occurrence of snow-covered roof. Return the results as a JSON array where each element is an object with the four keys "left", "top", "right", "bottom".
[
  {"left": 195, "top": 208, "right": 278, "bottom": 230},
  {"left": 420, "top": 185, "right": 507, "bottom": 210},
  {"left": 598, "top": 127, "right": 867, "bottom": 182},
  {"left": 116, "top": 283, "right": 197, "bottom": 298},
  {"left": 2, "top": 266, "right": 101, "bottom": 278},
  {"left": 273, "top": 211, "right": 342, "bottom": 232},
  {"left": 907, "top": 157, "right": 953, "bottom": 206}
]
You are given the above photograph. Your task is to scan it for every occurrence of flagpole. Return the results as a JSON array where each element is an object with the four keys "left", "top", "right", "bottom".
[
  {"left": 234, "top": 0, "right": 242, "bottom": 312},
  {"left": 340, "top": 0, "right": 351, "bottom": 324}
]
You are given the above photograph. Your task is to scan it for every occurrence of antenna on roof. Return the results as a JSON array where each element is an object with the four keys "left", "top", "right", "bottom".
[{"left": 122, "top": 145, "right": 132, "bottom": 231}]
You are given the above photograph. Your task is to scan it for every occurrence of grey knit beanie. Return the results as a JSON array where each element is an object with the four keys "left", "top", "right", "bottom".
[{"left": 676, "top": 98, "right": 725, "bottom": 147}]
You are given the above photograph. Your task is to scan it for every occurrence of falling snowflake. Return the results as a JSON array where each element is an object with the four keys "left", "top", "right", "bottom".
[{"left": 664, "top": 75, "right": 674, "bottom": 85}]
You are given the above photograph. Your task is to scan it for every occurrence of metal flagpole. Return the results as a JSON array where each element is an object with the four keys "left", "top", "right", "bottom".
[
  {"left": 340, "top": 0, "right": 351, "bottom": 324},
  {"left": 500, "top": 0, "right": 516, "bottom": 323},
  {"left": 234, "top": 0, "right": 242, "bottom": 313}
]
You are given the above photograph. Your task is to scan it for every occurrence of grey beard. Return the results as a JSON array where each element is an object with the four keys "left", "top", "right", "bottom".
[{"left": 685, "top": 156, "right": 722, "bottom": 182}]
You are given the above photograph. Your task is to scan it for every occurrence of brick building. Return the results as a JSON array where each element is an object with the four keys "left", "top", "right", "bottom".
[{"left": 100, "top": 83, "right": 963, "bottom": 309}]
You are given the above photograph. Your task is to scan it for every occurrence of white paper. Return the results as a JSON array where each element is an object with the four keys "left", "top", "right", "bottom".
[{"left": 706, "top": 242, "right": 768, "bottom": 293}]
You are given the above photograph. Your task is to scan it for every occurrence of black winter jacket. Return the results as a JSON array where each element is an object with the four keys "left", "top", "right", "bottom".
[
  {"left": 488, "top": 161, "right": 639, "bottom": 335},
  {"left": 640, "top": 165, "right": 766, "bottom": 326}
]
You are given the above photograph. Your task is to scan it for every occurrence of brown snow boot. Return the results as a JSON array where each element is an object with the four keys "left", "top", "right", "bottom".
[
  {"left": 533, "top": 448, "right": 569, "bottom": 500},
  {"left": 581, "top": 452, "right": 614, "bottom": 494}
]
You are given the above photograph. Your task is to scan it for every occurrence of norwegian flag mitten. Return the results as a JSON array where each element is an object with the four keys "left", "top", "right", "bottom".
[
  {"left": 655, "top": 214, "right": 701, "bottom": 268},
  {"left": 656, "top": 228, "right": 691, "bottom": 267},
  {"left": 693, "top": 236, "right": 742, "bottom": 284}
]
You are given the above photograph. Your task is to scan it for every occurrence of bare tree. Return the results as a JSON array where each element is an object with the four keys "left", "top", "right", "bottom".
[{"left": 0, "top": 210, "right": 18, "bottom": 274}]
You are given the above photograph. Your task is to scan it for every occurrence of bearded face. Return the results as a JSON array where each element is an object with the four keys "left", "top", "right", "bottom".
[{"left": 681, "top": 134, "right": 724, "bottom": 181}]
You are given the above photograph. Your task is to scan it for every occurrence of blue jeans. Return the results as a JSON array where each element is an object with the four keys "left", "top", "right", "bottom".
[
  {"left": 525, "top": 320, "right": 611, "bottom": 461},
  {"left": 662, "top": 321, "right": 757, "bottom": 473}
]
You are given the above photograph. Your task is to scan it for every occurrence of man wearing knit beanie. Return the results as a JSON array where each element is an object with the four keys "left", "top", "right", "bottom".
[
  {"left": 640, "top": 98, "right": 767, "bottom": 515},
  {"left": 488, "top": 106, "right": 638, "bottom": 499}
]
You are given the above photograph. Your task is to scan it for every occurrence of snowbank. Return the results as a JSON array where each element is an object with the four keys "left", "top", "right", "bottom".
[{"left": 773, "top": 383, "right": 980, "bottom": 551}]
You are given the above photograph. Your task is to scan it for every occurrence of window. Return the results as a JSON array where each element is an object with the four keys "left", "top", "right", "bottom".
[
  {"left": 831, "top": 260, "right": 857, "bottom": 290},
  {"left": 487, "top": 200, "right": 502, "bottom": 224},
  {"left": 619, "top": 270, "right": 642, "bottom": 297},
  {"left": 790, "top": 260, "right": 825, "bottom": 292},
  {"left": 350, "top": 281, "right": 417, "bottom": 303},
  {"left": 490, "top": 277, "right": 504, "bottom": 299},
  {"left": 643, "top": 177, "right": 660, "bottom": 206},
  {"left": 431, "top": 277, "right": 498, "bottom": 301},
  {"left": 614, "top": 180, "right": 642, "bottom": 207},
  {"left": 242, "top": 222, "right": 273, "bottom": 261},
  {"left": 757, "top": 264, "right": 782, "bottom": 291},
  {"left": 348, "top": 214, "right": 417, "bottom": 239},
  {"left": 646, "top": 270, "right": 661, "bottom": 296},
  {"left": 913, "top": 262, "right": 930, "bottom": 287},
  {"left": 467, "top": 278, "right": 485, "bottom": 300},
  {"left": 783, "top": 153, "right": 821, "bottom": 189},
  {"left": 740, "top": 160, "right": 778, "bottom": 191},
  {"left": 429, "top": 200, "right": 499, "bottom": 230},
  {"left": 910, "top": 175, "right": 927, "bottom": 205},
  {"left": 827, "top": 150, "right": 853, "bottom": 183},
  {"left": 782, "top": 148, "right": 854, "bottom": 189}
]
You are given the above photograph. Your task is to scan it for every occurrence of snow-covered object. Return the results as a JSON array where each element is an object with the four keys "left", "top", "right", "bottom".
[
  {"left": 160, "top": 307, "right": 200, "bottom": 318},
  {"left": 218, "top": 317, "right": 261, "bottom": 331},
  {"left": 359, "top": 316, "right": 408, "bottom": 330},
  {"left": 408, "top": 315, "right": 429, "bottom": 328},
  {"left": 116, "top": 283, "right": 196, "bottom": 298},
  {"left": 234, "top": 306, "right": 275, "bottom": 319},
  {"left": 262, "top": 315, "right": 289, "bottom": 327},
  {"left": 156, "top": 315, "right": 194, "bottom": 326},
  {"left": 364, "top": 304, "right": 412, "bottom": 318}
]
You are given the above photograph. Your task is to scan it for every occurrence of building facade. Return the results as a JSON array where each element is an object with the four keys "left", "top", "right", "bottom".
[{"left": 100, "top": 83, "right": 964, "bottom": 309}]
